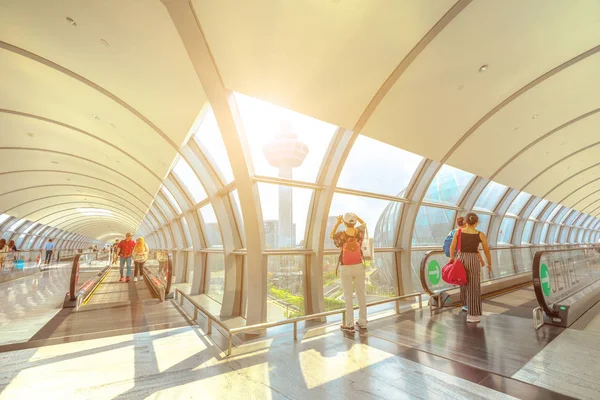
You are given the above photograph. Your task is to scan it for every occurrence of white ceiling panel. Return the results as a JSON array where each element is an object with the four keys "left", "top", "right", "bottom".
[{"left": 194, "top": 0, "right": 456, "bottom": 129}]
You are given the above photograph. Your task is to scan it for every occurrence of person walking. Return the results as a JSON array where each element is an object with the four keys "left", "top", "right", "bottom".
[
  {"left": 449, "top": 212, "right": 492, "bottom": 323},
  {"left": 330, "top": 212, "right": 368, "bottom": 333},
  {"left": 117, "top": 233, "right": 135, "bottom": 282},
  {"left": 44, "top": 238, "right": 55, "bottom": 265},
  {"left": 132, "top": 237, "right": 149, "bottom": 282},
  {"left": 111, "top": 239, "right": 120, "bottom": 265}
]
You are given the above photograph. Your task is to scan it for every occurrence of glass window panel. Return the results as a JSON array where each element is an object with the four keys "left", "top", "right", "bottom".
[
  {"left": 548, "top": 225, "right": 560, "bottom": 243},
  {"left": 161, "top": 187, "right": 182, "bottom": 214},
  {"left": 507, "top": 192, "right": 531, "bottom": 215},
  {"left": 206, "top": 253, "right": 225, "bottom": 304},
  {"left": 568, "top": 228, "right": 578, "bottom": 243},
  {"left": 199, "top": 205, "right": 222, "bottom": 248},
  {"left": 323, "top": 253, "right": 397, "bottom": 313},
  {"left": 172, "top": 158, "right": 207, "bottom": 203},
  {"left": 476, "top": 213, "right": 491, "bottom": 235},
  {"left": 584, "top": 230, "right": 592, "bottom": 242},
  {"left": 577, "top": 229, "right": 585, "bottom": 243},
  {"left": 412, "top": 206, "right": 455, "bottom": 246},
  {"left": 7, "top": 219, "right": 26, "bottom": 232},
  {"left": 498, "top": 218, "right": 516, "bottom": 244},
  {"left": 2, "top": 232, "right": 13, "bottom": 240},
  {"left": 555, "top": 207, "right": 570, "bottom": 224},
  {"left": 155, "top": 196, "right": 175, "bottom": 221},
  {"left": 230, "top": 190, "right": 245, "bottom": 246},
  {"left": 14, "top": 234, "right": 27, "bottom": 248},
  {"left": 540, "top": 223, "right": 550, "bottom": 243},
  {"left": 171, "top": 221, "right": 184, "bottom": 248},
  {"left": 574, "top": 213, "right": 587, "bottom": 227},
  {"left": 546, "top": 205, "right": 562, "bottom": 222},
  {"left": 181, "top": 217, "right": 193, "bottom": 248},
  {"left": 522, "top": 221, "right": 535, "bottom": 244},
  {"left": 151, "top": 205, "right": 167, "bottom": 226},
  {"left": 564, "top": 210, "right": 579, "bottom": 225},
  {"left": 267, "top": 255, "right": 305, "bottom": 321},
  {"left": 236, "top": 92, "right": 337, "bottom": 183},
  {"left": 338, "top": 135, "right": 423, "bottom": 197},
  {"left": 423, "top": 164, "right": 474, "bottom": 206},
  {"left": 193, "top": 107, "right": 235, "bottom": 184},
  {"left": 258, "top": 183, "right": 312, "bottom": 249},
  {"left": 474, "top": 181, "right": 508, "bottom": 212},
  {"left": 558, "top": 227, "right": 568, "bottom": 243},
  {"left": 326, "top": 193, "right": 401, "bottom": 249},
  {"left": 530, "top": 199, "right": 549, "bottom": 219},
  {"left": 0, "top": 214, "right": 10, "bottom": 226}
]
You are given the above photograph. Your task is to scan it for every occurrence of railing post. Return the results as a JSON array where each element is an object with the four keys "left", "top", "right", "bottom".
[
  {"left": 207, "top": 318, "right": 212, "bottom": 335},
  {"left": 228, "top": 333, "right": 233, "bottom": 356},
  {"left": 193, "top": 308, "right": 198, "bottom": 321},
  {"left": 293, "top": 321, "right": 297, "bottom": 341},
  {"left": 395, "top": 299, "right": 400, "bottom": 314},
  {"left": 418, "top": 294, "right": 423, "bottom": 309},
  {"left": 341, "top": 310, "right": 346, "bottom": 325}
]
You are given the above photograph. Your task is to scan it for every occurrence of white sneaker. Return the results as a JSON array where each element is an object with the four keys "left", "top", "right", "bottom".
[
  {"left": 466, "top": 316, "right": 481, "bottom": 323},
  {"left": 134, "top": 277, "right": 138, "bottom": 282}
]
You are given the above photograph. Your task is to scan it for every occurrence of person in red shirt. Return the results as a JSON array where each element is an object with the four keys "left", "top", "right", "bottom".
[{"left": 117, "top": 233, "right": 136, "bottom": 282}]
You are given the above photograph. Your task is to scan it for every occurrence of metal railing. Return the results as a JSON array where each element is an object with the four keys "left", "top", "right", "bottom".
[
  {"left": 0, "top": 250, "right": 43, "bottom": 275},
  {"left": 174, "top": 288, "right": 422, "bottom": 356}
]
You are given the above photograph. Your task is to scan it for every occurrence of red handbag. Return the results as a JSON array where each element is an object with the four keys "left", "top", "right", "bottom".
[{"left": 442, "top": 229, "right": 468, "bottom": 285}]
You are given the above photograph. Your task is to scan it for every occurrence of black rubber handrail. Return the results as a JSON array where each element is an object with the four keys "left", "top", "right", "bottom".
[
  {"left": 532, "top": 245, "right": 600, "bottom": 319},
  {"left": 419, "top": 244, "right": 582, "bottom": 296}
]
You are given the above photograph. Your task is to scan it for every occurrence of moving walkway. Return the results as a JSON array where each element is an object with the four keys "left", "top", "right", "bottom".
[{"left": 420, "top": 244, "right": 600, "bottom": 328}]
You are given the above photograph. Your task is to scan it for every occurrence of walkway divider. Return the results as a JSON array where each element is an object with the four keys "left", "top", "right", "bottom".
[
  {"left": 63, "top": 250, "right": 111, "bottom": 309},
  {"left": 532, "top": 245, "right": 600, "bottom": 329},
  {"left": 174, "top": 288, "right": 422, "bottom": 356}
]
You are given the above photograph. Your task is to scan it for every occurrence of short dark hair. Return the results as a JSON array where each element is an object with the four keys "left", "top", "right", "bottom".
[
  {"left": 49, "top": 238, "right": 53, "bottom": 242},
  {"left": 466, "top": 212, "right": 479, "bottom": 226},
  {"left": 456, "top": 216, "right": 465, "bottom": 227}
]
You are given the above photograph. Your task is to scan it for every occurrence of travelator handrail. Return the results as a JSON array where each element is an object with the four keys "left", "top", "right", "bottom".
[
  {"left": 66, "top": 250, "right": 111, "bottom": 309},
  {"left": 174, "top": 287, "right": 422, "bottom": 356},
  {"left": 419, "top": 244, "right": 584, "bottom": 296},
  {"left": 146, "top": 249, "right": 173, "bottom": 296},
  {"left": 532, "top": 245, "right": 600, "bottom": 326}
]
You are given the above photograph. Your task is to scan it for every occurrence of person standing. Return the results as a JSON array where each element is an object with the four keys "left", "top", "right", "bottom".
[
  {"left": 330, "top": 212, "right": 368, "bottom": 333},
  {"left": 7, "top": 240, "right": 17, "bottom": 252},
  {"left": 449, "top": 213, "right": 492, "bottom": 323},
  {"left": 0, "top": 239, "right": 9, "bottom": 270},
  {"left": 117, "top": 233, "right": 135, "bottom": 282},
  {"left": 44, "top": 238, "right": 55, "bottom": 265},
  {"left": 448, "top": 216, "right": 485, "bottom": 313},
  {"left": 132, "top": 237, "right": 149, "bottom": 282}
]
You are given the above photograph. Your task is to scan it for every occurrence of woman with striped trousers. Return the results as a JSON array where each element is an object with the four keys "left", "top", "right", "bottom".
[{"left": 449, "top": 212, "right": 492, "bottom": 323}]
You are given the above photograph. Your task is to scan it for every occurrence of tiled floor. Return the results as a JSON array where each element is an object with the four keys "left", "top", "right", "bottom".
[
  {"left": 0, "top": 325, "right": 521, "bottom": 400},
  {"left": 0, "top": 264, "right": 95, "bottom": 346},
  {"left": 513, "top": 317, "right": 600, "bottom": 400}
]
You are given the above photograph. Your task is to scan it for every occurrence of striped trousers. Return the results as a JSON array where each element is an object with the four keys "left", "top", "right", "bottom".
[{"left": 459, "top": 253, "right": 482, "bottom": 317}]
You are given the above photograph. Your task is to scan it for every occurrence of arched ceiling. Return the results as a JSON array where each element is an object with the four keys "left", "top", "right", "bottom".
[
  {"left": 1, "top": 0, "right": 599, "bottom": 241},
  {"left": 0, "top": 0, "right": 206, "bottom": 239}
]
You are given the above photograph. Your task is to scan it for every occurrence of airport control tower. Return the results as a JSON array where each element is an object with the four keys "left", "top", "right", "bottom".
[{"left": 263, "top": 121, "right": 309, "bottom": 248}]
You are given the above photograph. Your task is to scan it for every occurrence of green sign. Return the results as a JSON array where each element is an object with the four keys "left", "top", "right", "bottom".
[
  {"left": 428, "top": 260, "right": 441, "bottom": 285},
  {"left": 540, "top": 263, "right": 551, "bottom": 297}
]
